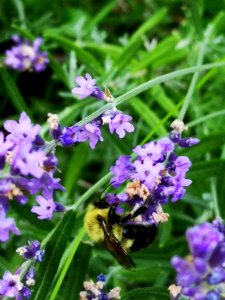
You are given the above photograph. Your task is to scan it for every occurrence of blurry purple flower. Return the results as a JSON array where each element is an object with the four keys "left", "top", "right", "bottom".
[
  {"left": 16, "top": 286, "right": 32, "bottom": 299},
  {"left": 5, "top": 36, "right": 48, "bottom": 72},
  {"left": 77, "top": 122, "right": 103, "bottom": 149},
  {"left": 171, "top": 220, "right": 225, "bottom": 300},
  {"left": 72, "top": 73, "right": 105, "bottom": 100},
  {"left": 0, "top": 210, "right": 20, "bottom": 242},
  {"left": 108, "top": 112, "right": 134, "bottom": 138},
  {"left": 31, "top": 195, "right": 56, "bottom": 220},
  {"left": 0, "top": 271, "right": 23, "bottom": 297},
  {"left": 178, "top": 137, "right": 200, "bottom": 148},
  {"left": 4, "top": 112, "right": 41, "bottom": 144},
  {"left": 186, "top": 223, "right": 223, "bottom": 260}
]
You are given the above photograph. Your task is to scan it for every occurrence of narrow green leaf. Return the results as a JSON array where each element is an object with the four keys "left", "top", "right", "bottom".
[
  {"left": 130, "top": 97, "right": 167, "bottom": 136},
  {"left": 48, "top": 53, "right": 70, "bottom": 88},
  {"left": 132, "top": 35, "right": 179, "bottom": 72},
  {"left": 64, "top": 143, "right": 89, "bottom": 198},
  {"left": 32, "top": 210, "right": 76, "bottom": 300},
  {"left": 105, "top": 8, "right": 167, "bottom": 81},
  {"left": 0, "top": 68, "right": 31, "bottom": 115},
  {"left": 44, "top": 34, "right": 104, "bottom": 75},
  {"left": 150, "top": 85, "right": 178, "bottom": 116},
  {"left": 85, "top": 1, "right": 117, "bottom": 34},
  {"left": 64, "top": 243, "right": 92, "bottom": 300},
  {"left": 48, "top": 227, "right": 85, "bottom": 300}
]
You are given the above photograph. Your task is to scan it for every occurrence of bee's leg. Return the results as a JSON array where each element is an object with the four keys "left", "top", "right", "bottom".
[
  {"left": 120, "top": 205, "right": 148, "bottom": 224},
  {"left": 119, "top": 195, "right": 154, "bottom": 224}
]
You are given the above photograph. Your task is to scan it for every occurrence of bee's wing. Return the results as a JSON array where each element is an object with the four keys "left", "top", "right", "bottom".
[{"left": 97, "top": 215, "right": 136, "bottom": 269}]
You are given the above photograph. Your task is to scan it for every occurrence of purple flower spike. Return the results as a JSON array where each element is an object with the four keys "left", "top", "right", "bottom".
[
  {"left": 0, "top": 211, "right": 20, "bottom": 242},
  {"left": 108, "top": 112, "right": 134, "bottom": 138},
  {"left": 171, "top": 220, "right": 225, "bottom": 300},
  {"left": 4, "top": 112, "right": 41, "bottom": 144},
  {"left": 72, "top": 73, "right": 105, "bottom": 100},
  {"left": 0, "top": 271, "right": 23, "bottom": 297},
  {"left": 16, "top": 240, "right": 45, "bottom": 262},
  {"left": 186, "top": 223, "right": 223, "bottom": 260},
  {"left": 5, "top": 36, "right": 48, "bottom": 72},
  {"left": 31, "top": 195, "right": 56, "bottom": 220}
]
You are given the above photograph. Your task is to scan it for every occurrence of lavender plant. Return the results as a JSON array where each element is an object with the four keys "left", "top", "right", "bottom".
[
  {"left": 1, "top": 1, "right": 225, "bottom": 300},
  {"left": 0, "top": 240, "right": 44, "bottom": 298},
  {"left": 170, "top": 220, "right": 225, "bottom": 299}
]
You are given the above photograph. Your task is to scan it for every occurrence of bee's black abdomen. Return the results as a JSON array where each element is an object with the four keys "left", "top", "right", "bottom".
[{"left": 123, "top": 224, "right": 157, "bottom": 252}]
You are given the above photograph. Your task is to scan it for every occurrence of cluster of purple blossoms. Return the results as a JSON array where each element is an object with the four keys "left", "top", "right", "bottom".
[
  {"left": 79, "top": 274, "right": 121, "bottom": 300},
  {"left": 5, "top": 35, "right": 48, "bottom": 72},
  {"left": 103, "top": 120, "right": 199, "bottom": 224},
  {"left": 170, "top": 219, "right": 225, "bottom": 300},
  {"left": 0, "top": 112, "right": 65, "bottom": 242},
  {"left": 49, "top": 73, "right": 134, "bottom": 149},
  {"left": 0, "top": 240, "right": 44, "bottom": 299}
]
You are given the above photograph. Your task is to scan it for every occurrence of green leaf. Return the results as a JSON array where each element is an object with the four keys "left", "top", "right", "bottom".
[
  {"left": 48, "top": 53, "right": 70, "bottom": 88},
  {"left": 130, "top": 97, "right": 167, "bottom": 136},
  {"left": 150, "top": 85, "right": 178, "bottom": 116},
  {"left": 121, "top": 287, "right": 170, "bottom": 300},
  {"left": 44, "top": 34, "right": 104, "bottom": 75},
  {"left": 48, "top": 227, "right": 86, "bottom": 300},
  {"left": 60, "top": 242, "right": 92, "bottom": 300},
  {"left": 0, "top": 68, "right": 31, "bottom": 115},
  {"left": 105, "top": 8, "right": 167, "bottom": 81},
  {"left": 63, "top": 143, "right": 89, "bottom": 199},
  {"left": 32, "top": 210, "right": 76, "bottom": 300}
]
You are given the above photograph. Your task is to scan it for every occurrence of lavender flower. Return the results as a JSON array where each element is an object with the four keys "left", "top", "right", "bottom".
[
  {"left": 0, "top": 240, "right": 44, "bottom": 299},
  {"left": 79, "top": 274, "right": 121, "bottom": 300},
  {"left": 106, "top": 121, "right": 198, "bottom": 225},
  {"left": 0, "top": 272, "right": 23, "bottom": 298},
  {"left": 16, "top": 241, "right": 44, "bottom": 262},
  {"left": 108, "top": 111, "right": 135, "bottom": 138},
  {"left": 31, "top": 195, "right": 57, "bottom": 220},
  {"left": 77, "top": 121, "right": 104, "bottom": 149},
  {"left": 5, "top": 36, "right": 48, "bottom": 72},
  {"left": 170, "top": 220, "right": 225, "bottom": 299},
  {"left": 0, "top": 210, "right": 20, "bottom": 242},
  {"left": 72, "top": 73, "right": 105, "bottom": 100},
  {"left": 66, "top": 73, "right": 135, "bottom": 148},
  {"left": 0, "top": 112, "right": 65, "bottom": 241}
]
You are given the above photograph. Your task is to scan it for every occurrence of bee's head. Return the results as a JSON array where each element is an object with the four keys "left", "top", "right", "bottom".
[{"left": 94, "top": 199, "right": 109, "bottom": 209}]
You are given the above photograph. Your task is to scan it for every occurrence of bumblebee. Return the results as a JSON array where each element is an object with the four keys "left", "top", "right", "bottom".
[{"left": 84, "top": 199, "right": 157, "bottom": 269}]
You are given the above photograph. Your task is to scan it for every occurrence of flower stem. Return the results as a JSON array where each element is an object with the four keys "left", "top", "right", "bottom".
[{"left": 178, "top": 26, "right": 212, "bottom": 121}]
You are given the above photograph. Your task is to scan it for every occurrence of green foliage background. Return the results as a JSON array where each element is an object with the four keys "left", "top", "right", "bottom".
[{"left": 1, "top": 0, "right": 225, "bottom": 299}]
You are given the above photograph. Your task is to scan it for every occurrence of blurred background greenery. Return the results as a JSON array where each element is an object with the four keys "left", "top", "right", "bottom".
[{"left": 1, "top": 0, "right": 225, "bottom": 299}]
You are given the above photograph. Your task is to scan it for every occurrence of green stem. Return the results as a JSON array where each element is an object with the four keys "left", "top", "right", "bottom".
[
  {"left": 178, "top": 27, "right": 211, "bottom": 120},
  {"left": 187, "top": 109, "right": 225, "bottom": 127},
  {"left": 76, "top": 61, "right": 225, "bottom": 127},
  {"left": 68, "top": 173, "right": 112, "bottom": 210},
  {"left": 12, "top": 0, "right": 26, "bottom": 28},
  {"left": 211, "top": 178, "right": 221, "bottom": 219}
]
